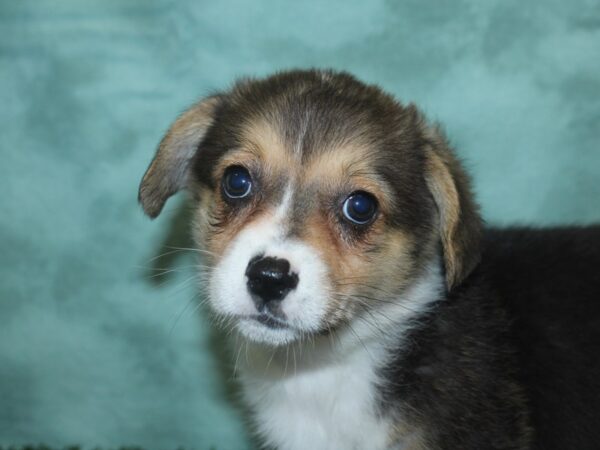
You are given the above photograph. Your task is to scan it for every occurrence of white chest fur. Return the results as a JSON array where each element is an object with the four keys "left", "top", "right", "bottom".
[
  {"left": 236, "top": 263, "right": 443, "bottom": 450},
  {"left": 240, "top": 340, "right": 392, "bottom": 450}
]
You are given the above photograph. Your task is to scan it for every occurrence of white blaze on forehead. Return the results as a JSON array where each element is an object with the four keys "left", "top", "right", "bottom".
[
  {"left": 207, "top": 182, "right": 330, "bottom": 345},
  {"left": 274, "top": 183, "right": 294, "bottom": 225}
]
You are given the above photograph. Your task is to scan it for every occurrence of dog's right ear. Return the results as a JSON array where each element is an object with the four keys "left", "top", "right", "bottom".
[{"left": 138, "top": 96, "right": 220, "bottom": 218}]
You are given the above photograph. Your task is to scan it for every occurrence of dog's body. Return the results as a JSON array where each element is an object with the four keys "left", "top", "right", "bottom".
[
  {"left": 139, "top": 70, "right": 600, "bottom": 449},
  {"left": 237, "top": 227, "right": 600, "bottom": 450},
  {"left": 379, "top": 226, "right": 600, "bottom": 450}
]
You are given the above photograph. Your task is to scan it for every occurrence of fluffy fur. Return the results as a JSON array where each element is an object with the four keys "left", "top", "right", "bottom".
[{"left": 139, "top": 70, "right": 600, "bottom": 449}]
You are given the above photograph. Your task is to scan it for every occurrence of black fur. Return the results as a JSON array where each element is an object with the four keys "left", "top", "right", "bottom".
[{"left": 379, "top": 226, "right": 600, "bottom": 449}]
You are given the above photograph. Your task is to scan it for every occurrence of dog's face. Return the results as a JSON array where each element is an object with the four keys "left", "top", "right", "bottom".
[{"left": 139, "top": 70, "right": 481, "bottom": 346}]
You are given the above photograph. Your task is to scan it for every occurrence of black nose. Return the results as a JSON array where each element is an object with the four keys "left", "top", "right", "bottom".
[{"left": 245, "top": 256, "right": 299, "bottom": 310}]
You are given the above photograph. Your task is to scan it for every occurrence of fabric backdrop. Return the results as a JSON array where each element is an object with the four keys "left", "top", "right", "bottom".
[{"left": 1, "top": 0, "right": 598, "bottom": 449}]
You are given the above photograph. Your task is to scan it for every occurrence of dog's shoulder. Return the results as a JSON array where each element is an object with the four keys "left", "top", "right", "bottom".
[
  {"left": 379, "top": 262, "right": 531, "bottom": 449},
  {"left": 483, "top": 226, "right": 600, "bottom": 450},
  {"left": 379, "top": 226, "right": 600, "bottom": 450}
]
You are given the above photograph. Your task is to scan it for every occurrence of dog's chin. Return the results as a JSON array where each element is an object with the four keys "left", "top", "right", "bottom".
[{"left": 235, "top": 317, "right": 302, "bottom": 346}]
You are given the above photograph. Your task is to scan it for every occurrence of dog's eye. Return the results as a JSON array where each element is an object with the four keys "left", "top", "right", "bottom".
[
  {"left": 342, "top": 191, "right": 377, "bottom": 225},
  {"left": 222, "top": 165, "right": 252, "bottom": 199}
]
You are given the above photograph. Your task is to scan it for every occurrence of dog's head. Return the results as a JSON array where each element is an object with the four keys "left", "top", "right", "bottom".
[{"left": 139, "top": 70, "right": 481, "bottom": 346}]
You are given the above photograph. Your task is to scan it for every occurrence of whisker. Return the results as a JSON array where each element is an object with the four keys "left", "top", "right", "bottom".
[
  {"left": 146, "top": 248, "right": 190, "bottom": 263},
  {"left": 264, "top": 346, "right": 277, "bottom": 375},
  {"left": 345, "top": 322, "right": 374, "bottom": 361},
  {"left": 168, "top": 293, "right": 201, "bottom": 336},
  {"left": 233, "top": 336, "right": 244, "bottom": 378},
  {"left": 292, "top": 344, "right": 297, "bottom": 377},
  {"left": 164, "top": 245, "right": 217, "bottom": 257},
  {"left": 334, "top": 281, "right": 398, "bottom": 297}
]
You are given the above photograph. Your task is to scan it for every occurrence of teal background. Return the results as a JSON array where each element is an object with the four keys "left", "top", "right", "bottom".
[{"left": 1, "top": 0, "right": 599, "bottom": 449}]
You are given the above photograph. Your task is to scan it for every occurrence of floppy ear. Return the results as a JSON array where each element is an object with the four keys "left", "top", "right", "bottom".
[
  {"left": 423, "top": 127, "right": 482, "bottom": 289},
  {"left": 138, "top": 96, "right": 220, "bottom": 218}
]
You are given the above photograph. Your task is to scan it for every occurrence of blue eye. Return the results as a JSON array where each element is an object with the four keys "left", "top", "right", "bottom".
[
  {"left": 223, "top": 166, "right": 252, "bottom": 199},
  {"left": 342, "top": 191, "right": 377, "bottom": 225}
]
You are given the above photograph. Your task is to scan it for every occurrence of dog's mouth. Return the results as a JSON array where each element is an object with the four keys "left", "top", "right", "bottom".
[
  {"left": 250, "top": 312, "right": 289, "bottom": 329},
  {"left": 232, "top": 311, "right": 304, "bottom": 346}
]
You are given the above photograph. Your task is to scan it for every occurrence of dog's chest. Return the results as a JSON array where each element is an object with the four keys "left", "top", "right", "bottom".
[{"left": 241, "top": 351, "right": 392, "bottom": 450}]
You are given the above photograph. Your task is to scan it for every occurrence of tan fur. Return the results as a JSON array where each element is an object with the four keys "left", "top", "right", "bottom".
[
  {"left": 241, "top": 119, "right": 292, "bottom": 167},
  {"left": 425, "top": 148, "right": 462, "bottom": 287},
  {"left": 388, "top": 420, "right": 429, "bottom": 450},
  {"left": 200, "top": 191, "right": 270, "bottom": 260},
  {"left": 304, "top": 146, "right": 397, "bottom": 213},
  {"left": 139, "top": 96, "right": 220, "bottom": 218},
  {"left": 421, "top": 124, "right": 482, "bottom": 288}
]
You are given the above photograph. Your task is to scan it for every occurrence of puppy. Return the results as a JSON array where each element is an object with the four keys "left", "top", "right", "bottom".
[{"left": 139, "top": 70, "right": 600, "bottom": 450}]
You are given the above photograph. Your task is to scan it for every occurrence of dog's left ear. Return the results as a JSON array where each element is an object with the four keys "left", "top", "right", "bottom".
[
  {"left": 423, "top": 125, "right": 483, "bottom": 290},
  {"left": 138, "top": 96, "right": 220, "bottom": 218}
]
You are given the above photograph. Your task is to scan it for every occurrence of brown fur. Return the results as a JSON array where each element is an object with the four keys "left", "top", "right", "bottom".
[
  {"left": 139, "top": 96, "right": 220, "bottom": 218},
  {"left": 421, "top": 124, "right": 482, "bottom": 288}
]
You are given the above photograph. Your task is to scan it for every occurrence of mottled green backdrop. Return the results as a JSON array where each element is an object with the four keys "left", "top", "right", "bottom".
[{"left": 1, "top": 0, "right": 598, "bottom": 449}]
